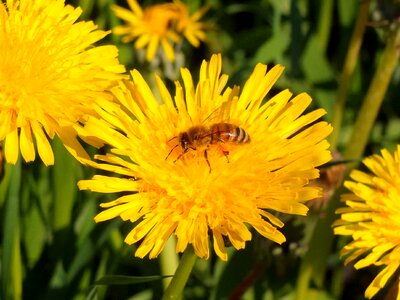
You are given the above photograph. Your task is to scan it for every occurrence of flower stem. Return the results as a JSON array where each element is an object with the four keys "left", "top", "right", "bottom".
[
  {"left": 329, "top": 0, "right": 371, "bottom": 149},
  {"left": 161, "top": 246, "right": 197, "bottom": 300},
  {"left": 344, "top": 25, "right": 400, "bottom": 161},
  {"left": 159, "top": 236, "right": 180, "bottom": 291}
]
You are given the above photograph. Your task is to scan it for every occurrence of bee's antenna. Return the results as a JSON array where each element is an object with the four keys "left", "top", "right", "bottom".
[{"left": 167, "top": 136, "right": 178, "bottom": 143}]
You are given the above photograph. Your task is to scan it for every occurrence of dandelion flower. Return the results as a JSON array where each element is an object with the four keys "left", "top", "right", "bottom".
[
  {"left": 0, "top": 0, "right": 125, "bottom": 165},
  {"left": 112, "top": 0, "right": 210, "bottom": 62},
  {"left": 172, "top": 0, "right": 210, "bottom": 48},
  {"left": 78, "top": 54, "right": 332, "bottom": 261},
  {"left": 334, "top": 146, "right": 400, "bottom": 299}
]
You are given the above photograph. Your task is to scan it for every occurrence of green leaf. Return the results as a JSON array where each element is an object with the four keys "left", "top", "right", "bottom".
[
  {"left": 52, "top": 137, "right": 80, "bottom": 232},
  {"left": 79, "top": 0, "right": 95, "bottom": 20},
  {"left": 49, "top": 261, "right": 68, "bottom": 289},
  {"left": 301, "top": 35, "right": 335, "bottom": 84},
  {"left": 67, "top": 239, "right": 95, "bottom": 283},
  {"left": 211, "top": 247, "right": 252, "bottom": 300},
  {"left": 2, "top": 162, "right": 23, "bottom": 300},
  {"left": 251, "top": 24, "right": 291, "bottom": 65},
  {"left": 21, "top": 166, "right": 50, "bottom": 268},
  {"left": 316, "top": 0, "right": 333, "bottom": 53},
  {"left": 86, "top": 286, "right": 98, "bottom": 300},
  {"left": 338, "top": 0, "right": 357, "bottom": 26},
  {"left": 74, "top": 197, "right": 97, "bottom": 245},
  {"left": 95, "top": 275, "right": 171, "bottom": 285},
  {"left": 0, "top": 161, "right": 12, "bottom": 208},
  {"left": 385, "top": 118, "right": 400, "bottom": 140}
]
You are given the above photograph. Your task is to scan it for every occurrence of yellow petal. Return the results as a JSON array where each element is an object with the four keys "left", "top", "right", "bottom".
[
  {"left": 31, "top": 120, "right": 54, "bottom": 166},
  {"left": 20, "top": 124, "right": 35, "bottom": 162},
  {"left": 4, "top": 129, "right": 19, "bottom": 164}
]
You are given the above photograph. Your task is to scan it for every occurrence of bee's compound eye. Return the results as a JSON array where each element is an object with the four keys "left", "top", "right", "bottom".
[{"left": 180, "top": 133, "right": 189, "bottom": 148}]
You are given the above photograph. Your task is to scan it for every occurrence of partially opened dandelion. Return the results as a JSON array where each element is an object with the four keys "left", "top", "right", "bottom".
[
  {"left": 112, "top": 0, "right": 210, "bottom": 62},
  {"left": 78, "top": 54, "right": 332, "bottom": 262},
  {"left": 0, "top": 0, "right": 125, "bottom": 165},
  {"left": 172, "top": 0, "right": 210, "bottom": 48},
  {"left": 334, "top": 146, "right": 400, "bottom": 299}
]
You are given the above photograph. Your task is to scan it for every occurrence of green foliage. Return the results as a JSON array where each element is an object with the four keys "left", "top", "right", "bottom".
[{"left": 2, "top": 0, "right": 400, "bottom": 299}]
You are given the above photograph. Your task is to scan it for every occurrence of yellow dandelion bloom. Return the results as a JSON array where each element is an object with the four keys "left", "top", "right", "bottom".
[
  {"left": 172, "top": 0, "right": 210, "bottom": 48},
  {"left": 0, "top": 0, "right": 125, "bottom": 165},
  {"left": 77, "top": 54, "right": 332, "bottom": 261},
  {"left": 334, "top": 146, "right": 400, "bottom": 299},
  {"left": 112, "top": 0, "right": 209, "bottom": 62}
]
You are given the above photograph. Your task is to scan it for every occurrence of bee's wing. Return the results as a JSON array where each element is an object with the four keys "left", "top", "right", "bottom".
[{"left": 202, "top": 85, "right": 240, "bottom": 124}]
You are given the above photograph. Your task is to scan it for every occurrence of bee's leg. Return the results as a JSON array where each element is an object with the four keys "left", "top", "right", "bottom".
[
  {"left": 173, "top": 150, "right": 185, "bottom": 163},
  {"left": 222, "top": 150, "right": 230, "bottom": 163},
  {"left": 203, "top": 149, "right": 212, "bottom": 173},
  {"left": 165, "top": 144, "right": 179, "bottom": 160},
  {"left": 217, "top": 144, "right": 230, "bottom": 163},
  {"left": 173, "top": 147, "right": 195, "bottom": 163}
]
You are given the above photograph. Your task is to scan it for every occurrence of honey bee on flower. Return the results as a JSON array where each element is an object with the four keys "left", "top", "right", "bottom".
[
  {"left": 78, "top": 54, "right": 332, "bottom": 261},
  {"left": 166, "top": 101, "right": 251, "bottom": 172}
]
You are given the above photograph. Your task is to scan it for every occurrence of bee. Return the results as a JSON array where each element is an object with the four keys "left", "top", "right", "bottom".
[{"left": 166, "top": 122, "right": 250, "bottom": 172}]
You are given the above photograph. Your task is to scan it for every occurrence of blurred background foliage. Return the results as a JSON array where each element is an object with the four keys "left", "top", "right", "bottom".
[{"left": 1, "top": 0, "right": 400, "bottom": 299}]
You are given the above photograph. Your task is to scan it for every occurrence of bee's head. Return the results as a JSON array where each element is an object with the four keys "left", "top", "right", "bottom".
[{"left": 179, "top": 132, "right": 190, "bottom": 150}]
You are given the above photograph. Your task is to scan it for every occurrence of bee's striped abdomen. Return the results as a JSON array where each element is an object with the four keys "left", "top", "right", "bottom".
[{"left": 210, "top": 123, "right": 250, "bottom": 144}]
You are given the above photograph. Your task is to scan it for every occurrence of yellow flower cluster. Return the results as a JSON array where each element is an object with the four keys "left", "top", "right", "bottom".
[
  {"left": 112, "top": 0, "right": 210, "bottom": 62},
  {"left": 3, "top": 0, "right": 400, "bottom": 299},
  {"left": 1, "top": 0, "right": 334, "bottom": 265}
]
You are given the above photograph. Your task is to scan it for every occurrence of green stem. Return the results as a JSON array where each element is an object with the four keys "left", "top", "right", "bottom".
[
  {"left": 159, "top": 236, "right": 180, "bottom": 291},
  {"left": 344, "top": 26, "right": 400, "bottom": 161},
  {"left": 295, "top": 21, "right": 400, "bottom": 300},
  {"left": 329, "top": 0, "right": 371, "bottom": 149},
  {"left": 316, "top": 0, "right": 333, "bottom": 54},
  {"left": 161, "top": 246, "right": 197, "bottom": 300}
]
